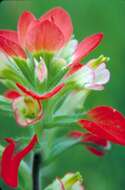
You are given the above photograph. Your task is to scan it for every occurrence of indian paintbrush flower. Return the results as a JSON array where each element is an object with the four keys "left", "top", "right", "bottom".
[
  {"left": 0, "top": 6, "right": 124, "bottom": 189},
  {"left": 0, "top": 7, "right": 106, "bottom": 128}
]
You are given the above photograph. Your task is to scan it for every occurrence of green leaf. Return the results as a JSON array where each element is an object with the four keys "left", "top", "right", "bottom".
[
  {"left": 18, "top": 161, "right": 32, "bottom": 190},
  {"left": 44, "top": 113, "right": 85, "bottom": 128},
  {"left": 14, "top": 57, "right": 34, "bottom": 85},
  {"left": 0, "top": 95, "right": 12, "bottom": 112},
  {"left": 44, "top": 136, "right": 81, "bottom": 163}
]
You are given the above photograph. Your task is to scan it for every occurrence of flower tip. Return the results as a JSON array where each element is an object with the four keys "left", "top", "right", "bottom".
[
  {"left": 97, "top": 32, "right": 104, "bottom": 39},
  {"left": 5, "top": 138, "right": 15, "bottom": 144},
  {"left": 33, "top": 134, "right": 38, "bottom": 143}
]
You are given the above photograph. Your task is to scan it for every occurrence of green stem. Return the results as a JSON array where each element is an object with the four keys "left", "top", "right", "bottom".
[
  {"left": 32, "top": 152, "right": 42, "bottom": 190},
  {"left": 34, "top": 122, "right": 43, "bottom": 143}
]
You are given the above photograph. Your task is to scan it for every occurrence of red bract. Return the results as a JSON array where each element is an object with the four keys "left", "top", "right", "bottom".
[
  {"left": 78, "top": 106, "right": 125, "bottom": 146},
  {"left": 4, "top": 90, "right": 21, "bottom": 100},
  {"left": 0, "top": 7, "right": 103, "bottom": 61},
  {"left": 0, "top": 7, "right": 73, "bottom": 58},
  {"left": 66, "top": 63, "right": 83, "bottom": 76},
  {"left": 72, "top": 33, "right": 103, "bottom": 66},
  {"left": 0, "top": 135, "right": 38, "bottom": 188},
  {"left": 0, "top": 35, "right": 26, "bottom": 59},
  {"left": 40, "top": 7, "right": 73, "bottom": 44},
  {"left": 16, "top": 82, "right": 65, "bottom": 100},
  {"left": 70, "top": 131, "right": 110, "bottom": 156}
]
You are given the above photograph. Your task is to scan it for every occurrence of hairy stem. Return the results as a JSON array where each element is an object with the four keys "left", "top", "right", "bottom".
[{"left": 32, "top": 152, "right": 42, "bottom": 190}]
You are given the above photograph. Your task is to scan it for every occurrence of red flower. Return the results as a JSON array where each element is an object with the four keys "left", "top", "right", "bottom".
[
  {"left": 0, "top": 135, "right": 37, "bottom": 188},
  {"left": 0, "top": 7, "right": 103, "bottom": 61},
  {"left": 70, "top": 131, "right": 110, "bottom": 156},
  {"left": 78, "top": 106, "right": 125, "bottom": 146},
  {"left": 0, "top": 7, "right": 73, "bottom": 58}
]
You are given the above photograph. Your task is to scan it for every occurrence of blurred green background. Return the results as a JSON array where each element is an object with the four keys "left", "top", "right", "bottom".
[{"left": 0, "top": 0, "right": 125, "bottom": 190}]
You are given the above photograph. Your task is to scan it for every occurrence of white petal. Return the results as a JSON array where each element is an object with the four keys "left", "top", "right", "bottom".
[
  {"left": 74, "top": 65, "right": 94, "bottom": 87},
  {"left": 85, "top": 83, "right": 104, "bottom": 90},
  {"left": 94, "top": 67, "right": 110, "bottom": 85}
]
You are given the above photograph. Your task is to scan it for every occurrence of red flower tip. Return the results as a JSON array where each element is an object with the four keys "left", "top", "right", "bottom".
[
  {"left": 0, "top": 135, "right": 37, "bottom": 188},
  {"left": 5, "top": 138, "right": 15, "bottom": 144},
  {"left": 4, "top": 90, "right": 20, "bottom": 100},
  {"left": 26, "top": 19, "right": 65, "bottom": 52},
  {"left": 66, "top": 63, "right": 83, "bottom": 77},
  {"left": 16, "top": 82, "right": 65, "bottom": 100},
  {"left": 0, "top": 36, "right": 26, "bottom": 59},
  {"left": 78, "top": 106, "right": 125, "bottom": 146},
  {"left": 73, "top": 32, "right": 104, "bottom": 65},
  {"left": 0, "top": 30, "right": 18, "bottom": 44},
  {"left": 40, "top": 7, "right": 73, "bottom": 44},
  {"left": 17, "top": 11, "right": 36, "bottom": 48}
]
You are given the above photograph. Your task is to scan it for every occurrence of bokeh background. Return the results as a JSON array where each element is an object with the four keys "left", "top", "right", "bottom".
[{"left": 0, "top": 0, "right": 125, "bottom": 189}]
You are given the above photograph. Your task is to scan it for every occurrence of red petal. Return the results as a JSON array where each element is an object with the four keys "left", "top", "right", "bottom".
[
  {"left": 4, "top": 90, "right": 20, "bottom": 100},
  {"left": 17, "top": 11, "right": 36, "bottom": 47},
  {"left": 13, "top": 135, "right": 38, "bottom": 159},
  {"left": 70, "top": 131, "right": 109, "bottom": 156},
  {"left": 1, "top": 135, "right": 37, "bottom": 188},
  {"left": 1, "top": 138, "right": 15, "bottom": 187},
  {"left": 73, "top": 33, "right": 103, "bottom": 64},
  {"left": 16, "top": 82, "right": 65, "bottom": 100},
  {"left": 26, "top": 20, "right": 64, "bottom": 52},
  {"left": 79, "top": 119, "right": 125, "bottom": 146},
  {"left": 83, "top": 133, "right": 108, "bottom": 156},
  {"left": 66, "top": 63, "right": 83, "bottom": 77},
  {"left": 88, "top": 106, "right": 125, "bottom": 127},
  {"left": 0, "top": 36, "right": 26, "bottom": 58},
  {"left": 40, "top": 7, "right": 73, "bottom": 43},
  {"left": 0, "top": 30, "right": 18, "bottom": 44}
]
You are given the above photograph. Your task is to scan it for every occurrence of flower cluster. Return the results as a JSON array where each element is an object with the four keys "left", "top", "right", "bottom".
[{"left": 0, "top": 7, "right": 124, "bottom": 189}]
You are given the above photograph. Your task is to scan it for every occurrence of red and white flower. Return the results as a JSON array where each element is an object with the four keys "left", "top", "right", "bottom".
[{"left": 66, "top": 55, "right": 110, "bottom": 91}]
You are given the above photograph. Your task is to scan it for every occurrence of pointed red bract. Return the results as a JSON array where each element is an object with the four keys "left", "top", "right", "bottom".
[
  {"left": 73, "top": 33, "right": 103, "bottom": 65},
  {"left": 16, "top": 82, "right": 65, "bottom": 100},
  {"left": 4, "top": 90, "right": 20, "bottom": 100},
  {"left": 17, "top": 11, "right": 36, "bottom": 48},
  {"left": 26, "top": 20, "right": 64, "bottom": 52},
  {"left": 40, "top": 7, "right": 73, "bottom": 44},
  {"left": 66, "top": 63, "right": 83, "bottom": 77},
  {"left": 0, "top": 135, "right": 37, "bottom": 188},
  {"left": 79, "top": 106, "right": 125, "bottom": 146},
  {"left": 70, "top": 131, "right": 109, "bottom": 156},
  {"left": 0, "top": 30, "right": 18, "bottom": 44},
  {"left": 0, "top": 36, "right": 26, "bottom": 58}
]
